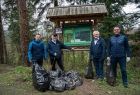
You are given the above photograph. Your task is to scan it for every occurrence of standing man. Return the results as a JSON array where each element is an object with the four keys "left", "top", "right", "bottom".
[
  {"left": 28, "top": 33, "right": 47, "bottom": 66},
  {"left": 47, "top": 33, "right": 72, "bottom": 71},
  {"left": 90, "top": 30, "right": 106, "bottom": 80},
  {"left": 107, "top": 26, "right": 131, "bottom": 88}
]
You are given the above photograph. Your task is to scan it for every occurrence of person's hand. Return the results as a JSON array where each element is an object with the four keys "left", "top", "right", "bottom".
[
  {"left": 54, "top": 52, "right": 57, "bottom": 56},
  {"left": 71, "top": 47, "right": 75, "bottom": 51},
  {"left": 107, "top": 57, "right": 110, "bottom": 61},
  {"left": 29, "top": 58, "right": 32, "bottom": 63},
  {"left": 126, "top": 57, "right": 130, "bottom": 62}
]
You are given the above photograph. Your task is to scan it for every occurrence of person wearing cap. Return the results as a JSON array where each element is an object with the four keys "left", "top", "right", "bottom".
[
  {"left": 107, "top": 26, "right": 131, "bottom": 88},
  {"left": 90, "top": 30, "right": 106, "bottom": 80},
  {"left": 47, "top": 33, "right": 73, "bottom": 71},
  {"left": 28, "top": 33, "right": 47, "bottom": 66}
]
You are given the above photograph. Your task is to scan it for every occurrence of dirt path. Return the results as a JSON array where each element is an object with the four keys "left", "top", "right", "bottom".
[
  {"left": 76, "top": 79, "right": 107, "bottom": 95},
  {"left": 0, "top": 64, "right": 14, "bottom": 74}
]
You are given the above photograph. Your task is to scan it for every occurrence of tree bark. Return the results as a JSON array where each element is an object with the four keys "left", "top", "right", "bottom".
[
  {"left": 2, "top": 28, "right": 8, "bottom": 64},
  {"left": 17, "top": 0, "right": 29, "bottom": 66},
  {"left": 0, "top": 1, "right": 4, "bottom": 64}
]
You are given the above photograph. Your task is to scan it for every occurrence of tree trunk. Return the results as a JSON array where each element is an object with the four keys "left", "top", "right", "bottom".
[
  {"left": 17, "top": 0, "right": 29, "bottom": 66},
  {"left": 2, "top": 29, "right": 8, "bottom": 64},
  {"left": 0, "top": 1, "right": 4, "bottom": 64}
]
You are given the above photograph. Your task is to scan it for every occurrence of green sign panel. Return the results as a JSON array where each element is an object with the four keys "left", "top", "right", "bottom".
[{"left": 63, "top": 23, "right": 92, "bottom": 46}]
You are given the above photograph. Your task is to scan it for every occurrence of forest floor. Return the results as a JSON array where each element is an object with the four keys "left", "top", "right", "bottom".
[{"left": 0, "top": 62, "right": 140, "bottom": 95}]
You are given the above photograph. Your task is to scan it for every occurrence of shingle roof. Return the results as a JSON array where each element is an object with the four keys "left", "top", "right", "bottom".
[{"left": 46, "top": 3, "right": 107, "bottom": 18}]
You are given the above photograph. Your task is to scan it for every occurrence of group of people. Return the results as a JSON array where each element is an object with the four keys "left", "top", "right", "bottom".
[
  {"left": 28, "top": 33, "right": 73, "bottom": 71},
  {"left": 28, "top": 26, "right": 131, "bottom": 88},
  {"left": 90, "top": 26, "right": 130, "bottom": 88}
]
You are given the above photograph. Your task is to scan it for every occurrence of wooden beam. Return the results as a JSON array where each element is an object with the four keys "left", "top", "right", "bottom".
[{"left": 48, "top": 14, "right": 106, "bottom": 22}]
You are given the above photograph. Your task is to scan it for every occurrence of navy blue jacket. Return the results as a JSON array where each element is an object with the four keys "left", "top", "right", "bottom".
[
  {"left": 28, "top": 40, "right": 47, "bottom": 61},
  {"left": 47, "top": 40, "right": 71, "bottom": 58},
  {"left": 90, "top": 37, "right": 106, "bottom": 60},
  {"left": 108, "top": 34, "right": 131, "bottom": 57}
]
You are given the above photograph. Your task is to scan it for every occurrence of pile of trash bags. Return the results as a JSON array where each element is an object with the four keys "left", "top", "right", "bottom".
[{"left": 32, "top": 63, "right": 83, "bottom": 92}]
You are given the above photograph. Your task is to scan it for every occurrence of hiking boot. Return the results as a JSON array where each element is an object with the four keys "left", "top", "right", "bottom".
[{"left": 123, "top": 83, "right": 128, "bottom": 88}]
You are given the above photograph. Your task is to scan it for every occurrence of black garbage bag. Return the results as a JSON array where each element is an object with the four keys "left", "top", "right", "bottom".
[
  {"left": 63, "top": 76, "right": 76, "bottom": 90},
  {"left": 50, "top": 77, "right": 66, "bottom": 92},
  {"left": 65, "top": 71, "right": 83, "bottom": 87},
  {"left": 106, "top": 61, "right": 116, "bottom": 86},
  {"left": 49, "top": 70, "right": 62, "bottom": 79},
  {"left": 32, "top": 63, "right": 50, "bottom": 92},
  {"left": 84, "top": 61, "right": 94, "bottom": 79}
]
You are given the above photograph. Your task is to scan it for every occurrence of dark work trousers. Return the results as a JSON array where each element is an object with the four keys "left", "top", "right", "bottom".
[
  {"left": 32, "top": 59, "right": 43, "bottom": 66},
  {"left": 93, "top": 58, "right": 104, "bottom": 79},
  {"left": 50, "top": 57, "right": 64, "bottom": 71},
  {"left": 110, "top": 56, "right": 128, "bottom": 85}
]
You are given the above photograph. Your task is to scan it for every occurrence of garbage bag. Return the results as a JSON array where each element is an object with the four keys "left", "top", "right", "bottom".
[
  {"left": 65, "top": 71, "right": 83, "bottom": 87},
  {"left": 50, "top": 77, "right": 66, "bottom": 92},
  {"left": 84, "top": 61, "right": 94, "bottom": 79},
  {"left": 106, "top": 60, "right": 116, "bottom": 86},
  {"left": 49, "top": 70, "right": 61, "bottom": 79},
  {"left": 32, "top": 63, "right": 50, "bottom": 92},
  {"left": 63, "top": 76, "right": 76, "bottom": 90}
]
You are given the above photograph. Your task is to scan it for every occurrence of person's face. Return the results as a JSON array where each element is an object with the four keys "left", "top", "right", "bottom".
[
  {"left": 35, "top": 34, "right": 41, "bottom": 40},
  {"left": 93, "top": 32, "right": 100, "bottom": 39},
  {"left": 52, "top": 35, "right": 58, "bottom": 41},
  {"left": 113, "top": 27, "right": 120, "bottom": 35}
]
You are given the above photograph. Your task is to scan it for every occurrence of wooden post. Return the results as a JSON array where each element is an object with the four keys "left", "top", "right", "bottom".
[{"left": 93, "top": 19, "right": 97, "bottom": 30}]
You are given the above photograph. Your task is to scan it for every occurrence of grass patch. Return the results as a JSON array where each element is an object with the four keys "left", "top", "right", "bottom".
[{"left": 0, "top": 66, "right": 32, "bottom": 86}]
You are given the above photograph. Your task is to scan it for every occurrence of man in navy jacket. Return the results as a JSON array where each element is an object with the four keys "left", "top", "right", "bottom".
[
  {"left": 28, "top": 33, "right": 47, "bottom": 66},
  {"left": 90, "top": 30, "right": 106, "bottom": 79},
  {"left": 47, "top": 33, "right": 72, "bottom": 71},
  {"left": 107, "top": 26, "right": 131, "bottom": 88}
]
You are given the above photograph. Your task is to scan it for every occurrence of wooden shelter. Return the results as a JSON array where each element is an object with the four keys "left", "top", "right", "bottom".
[{"left": 46, "top": 3, "right": 107, "bottom": 49}]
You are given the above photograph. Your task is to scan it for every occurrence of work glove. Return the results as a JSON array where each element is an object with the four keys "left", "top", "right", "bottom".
[
  {"left": 54, "top": 52, "right": 57, "bottom": 56},
  {"left": 54, "top": 52, "right": 59, "bottom": 59},
  {"left": 126, "top": 57, "right": 130, "bottom": 62},
  {"left": 107, "top": 57, "right": 111, "bottom": 65},
  {"left": 71, "top": 47, "right": 75, "bottom": 51},
  {"left": 107, "top": 57, "right": 110, "bottom": 61}
]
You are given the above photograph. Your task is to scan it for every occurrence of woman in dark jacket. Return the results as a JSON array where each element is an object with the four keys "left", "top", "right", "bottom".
[{"left": 28, "top": 33, "right": 47, "bottom": 66}]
